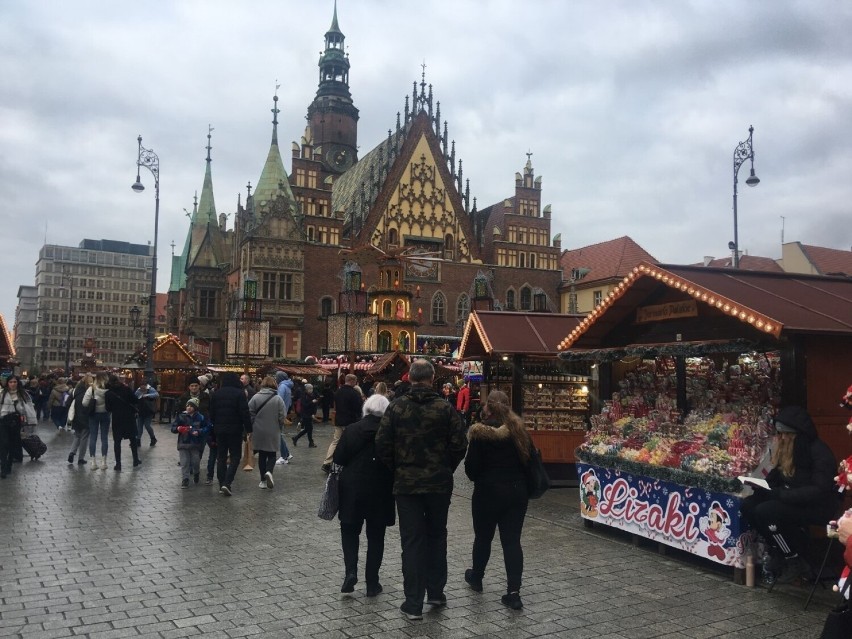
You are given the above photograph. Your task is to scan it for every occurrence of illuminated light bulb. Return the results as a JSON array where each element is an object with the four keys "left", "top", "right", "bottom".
[
  {"left": 765, "top": 324, "right": 773, "bottom": 332},
  {"left": 730, "top": 307, "right": 738, "bottom": 316},
  {"left": 687, "top": 287, "right": 695, "bottom": 295},
  {"left": 715, "top": 301, "right": 723, "bottom": 308},
  {"left": 739, "top": 311, "right": 747, "bottom": 320},
  {"left": 701, "top": 293, "right": 708, "bottom": 301},
  {"left": 723, "top": 304, "right": 731, "bottom": 312},
  {"left": 756, "top": 320, "right": 764, "bottom": 329},
  {"left": 747, "top": 315, "right": 755, "bottom": 324}
]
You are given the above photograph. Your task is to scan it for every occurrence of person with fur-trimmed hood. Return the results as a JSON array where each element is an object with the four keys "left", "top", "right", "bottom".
[
  {"left": 463, "top": 389, "right": 531, "bottom": 611},
  {"left": 741, "top": 405, "right": 837, "bottom": 584}
]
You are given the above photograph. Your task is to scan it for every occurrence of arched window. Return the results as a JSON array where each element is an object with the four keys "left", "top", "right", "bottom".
[
  {"left": 529, "top": 253, "right": 536, "bottom": 269},
  {"left": 444, "top": 233, "right": 454, "bottom": 259},
  {"left": 431, "top": 292, "right": 446, "bottom": 324},
  {"left": 398, "top": 331, "right": 410, "bottom": 352},
  {"left": 319, "top": 296, "right": 333, "bottom": 319},
  {"left": 378, "top": 330, "right": 392, "bottom": 352},
  {"left": 520, "top": 286, "right": 532, "bottom": 310},
  {"left": 388, "top": 227, "right": 399, "bottom": 247},
  {"left": 365, "top": 330, "right": 374, "bottom": 351},
  {"left": 506, "top": 289, "right": 516, "bottom": 311},
  {"left": 519, "top": 253, "right": 526, "bottom": 268},
  {"left": 395, "top": 300, "right": 406, "bottom": 319},
  {"left": 382, "top": 300, "right": 392, "bottom": 318},
  {"left": 307, "top": 226, "right": 315, "bottom": 242},
  {"left": 456, "top": 293, "right": 470, "bottom": 323}
]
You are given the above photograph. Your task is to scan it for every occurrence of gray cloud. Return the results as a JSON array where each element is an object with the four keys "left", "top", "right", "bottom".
[{"left": 2, "top": 0, "right": 851, "bottom": 330}]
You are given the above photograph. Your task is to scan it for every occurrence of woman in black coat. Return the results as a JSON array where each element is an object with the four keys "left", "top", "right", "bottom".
[
  {"left": 464, "top": 390, "right": 531, "bottom": 611},
  {"left": 333, "top": 393, "right": 395, "bottom": 597},
  {"left": 104, "top": 375, "right": 140, "bottom": 471}
]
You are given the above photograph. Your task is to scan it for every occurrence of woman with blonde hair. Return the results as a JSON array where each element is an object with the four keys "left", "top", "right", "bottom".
[
  {"left": 463, "top": 389, "right": 531, "bottom": 610},
  {"left": 741, "top": 405, "right": 837, "bottom": 584},
  {"left": 83, "top": 372, "right": 111, "bottom": 470}
]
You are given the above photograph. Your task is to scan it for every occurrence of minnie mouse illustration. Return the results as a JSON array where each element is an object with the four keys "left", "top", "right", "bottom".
[
  {"left": 580, "top": 469, "right": 602, "bottom": 517},
  {"left": 700, "top": 501, "right": 732, "bottom": 561}
]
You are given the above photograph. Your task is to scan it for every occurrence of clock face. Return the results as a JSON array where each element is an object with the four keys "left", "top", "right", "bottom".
[{"left": 326, "top": 144, "right": 354, "bottom": 172}]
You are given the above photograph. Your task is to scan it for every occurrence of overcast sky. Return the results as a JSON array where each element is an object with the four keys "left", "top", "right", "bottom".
[{"left": 2, "top": 0, "right": 852, "bottom": 331}]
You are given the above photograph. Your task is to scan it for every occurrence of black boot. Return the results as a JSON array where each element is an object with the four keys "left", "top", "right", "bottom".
[{"left": 341, "top": 572, "right": 358, "bottom": 593}]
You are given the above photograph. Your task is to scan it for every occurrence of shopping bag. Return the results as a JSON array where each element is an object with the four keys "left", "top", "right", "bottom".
[
  {"left": 821, "top": 575, "right": 852, "bottom": 639},
  {"left": 318, "top": 464, "right": 341, "bottom": 520},
  {"left": 526, "top": 445, "right": 550, "bottom": 499}
]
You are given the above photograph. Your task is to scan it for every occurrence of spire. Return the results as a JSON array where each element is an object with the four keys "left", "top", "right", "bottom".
[
  {"left": 271, "top": 85, "right": 280, "bottom": 145},
  {"left": 196, "top": 124, "right": 217, "bottom": 225},
  {"left": 253, "top": 91, "right": 296, "bottom": 211},
  {"left": 316, "top": 0, "right": 350, "bottom": 99},
  {"left": 329, "top": 0, "right": 341, "bottom": 34}
]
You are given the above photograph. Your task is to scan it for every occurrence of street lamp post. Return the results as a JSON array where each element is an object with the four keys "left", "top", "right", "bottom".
[
  {"left": 731, "top": 125, "right": 760, "bottom": 269},
  {"left": 132, "top": 135, "right": 160, "bottom": 383}
]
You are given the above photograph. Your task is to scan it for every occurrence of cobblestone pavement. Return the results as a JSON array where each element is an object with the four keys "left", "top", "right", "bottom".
[{"left": 0, "top": 420, "right": 836, "bottom": 638}]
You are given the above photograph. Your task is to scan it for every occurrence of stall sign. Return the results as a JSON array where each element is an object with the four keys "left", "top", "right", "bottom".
[
  {"left": 462, "top": 360, "right": 483, "bottom": 382},
  {"left": 577, "top": 463, "right": 750, "bottom": 568},
  {"left": 635, "top": 300, "right": 698, "bottom": 324}
]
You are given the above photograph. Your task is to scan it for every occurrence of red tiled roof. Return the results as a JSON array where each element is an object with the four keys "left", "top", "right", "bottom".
[
  {"left": 558, "top": 262, "right": 852, "bottom": 351},
  {"left": 460, "top": 311, "right": 583, "bottom": 358},
  {"left": 800, "top": 244, "right": 852, "bottom": 276},
  {"left": 694, "top": 255, "right": 784, "bottom": 272},
  {"left": 560, "top": 236, "right": 657, "bottom": 283}
]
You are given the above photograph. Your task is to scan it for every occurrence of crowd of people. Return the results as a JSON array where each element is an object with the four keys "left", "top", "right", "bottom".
[{"left": 10, "top": 365, "right": 845, "bottom": 623}]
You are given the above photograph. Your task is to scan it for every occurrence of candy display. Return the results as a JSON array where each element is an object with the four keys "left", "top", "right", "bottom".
[{"left": 576, "top": 352, "right": 780, "bottom": 493}]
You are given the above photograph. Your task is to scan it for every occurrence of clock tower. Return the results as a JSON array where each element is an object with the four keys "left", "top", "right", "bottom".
[{"left": 307, "top": 1, "right": 359, "bottom": 174}]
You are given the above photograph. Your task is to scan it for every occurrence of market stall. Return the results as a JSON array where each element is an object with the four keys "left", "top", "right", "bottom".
[
  {"left": 558, "top": 262, "right": 852, "bottom": 572},
  {"left": 459, "top": 311, "right": 586, "bottom": 471},
  {"left": 124, "top": 334, "right": 203, "bottom": 419}
]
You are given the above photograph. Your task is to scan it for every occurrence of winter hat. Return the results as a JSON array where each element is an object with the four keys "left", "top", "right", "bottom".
[
  {"left": 275, "top": 371, "right": 289, "bottom": 383},
  {"left": 198, "top": 374, "right": 212, "bottom": 388},
  {"left": 186, "top": 397, "right": 200, "bottom": 409}
]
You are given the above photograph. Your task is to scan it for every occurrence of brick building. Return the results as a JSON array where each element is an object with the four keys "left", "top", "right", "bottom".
[{"left": 170, "top": 4, "right": 564, "bottom": 363}]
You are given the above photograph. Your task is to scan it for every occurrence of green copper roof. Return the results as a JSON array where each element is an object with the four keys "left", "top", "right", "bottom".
[
  {"left": 253, "top": 95, "right": 297, "bottom": 211},
  {"left": 328, "top": 0, "right": 342, "bottom": 35}
]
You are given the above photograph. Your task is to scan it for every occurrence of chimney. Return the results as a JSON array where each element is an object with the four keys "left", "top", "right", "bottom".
[{"left": 703, "top": 256, "right": 714, "bottom": 267}]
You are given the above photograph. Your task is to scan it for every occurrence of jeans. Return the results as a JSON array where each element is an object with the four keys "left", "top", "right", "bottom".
[
  {"left": 0, "top": 419, "right": 22, "bottom": 476},
  {"left": 51, "top": 407, "right": 68, "bottom": 430},
  {"left": 204, "top": 444, "right": 216, "bottom": 479},
  {"left": 470, "top": 480, "right": 528, "bottom": 593},
  {"left": 341, "top": 519, "right": 387, "bottom": 586},
  {"left": 395, "top": 493, "right": 452, "bottom": 611},
  {"left": 279, "top": 433, "right": 291, "bottom": 458},
  {"left": 112, "top": 432, "right": 139, "bottom": 468},
  {"left": 179, "top": 448, "right": 201, "bottom": 480},
  {"left": 68, "top": 428, "right": 90, "bottom": 461},
  {"left": 136, "top": 414, "right": 156, "bottom": 443},
  {"left": 293, "top": 416, "right": 314, "bottom": 446},
  {"left": 88, "top": 412, "right": 111, "bottom": 457},
  {"left": 216, "top": 431, "right": 243, "bottom": 488},
  {"left": 258, "top": 451, "right": 276, "bottom": 480}
]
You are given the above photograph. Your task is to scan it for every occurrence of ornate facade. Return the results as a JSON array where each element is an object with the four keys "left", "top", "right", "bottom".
[{"left": 171, "top": 4, "right": 564, "bottom": 363}]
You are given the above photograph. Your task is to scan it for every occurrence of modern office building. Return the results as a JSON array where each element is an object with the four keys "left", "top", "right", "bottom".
[{"left": 25, "top": 239, "right": 153, "bottom": 372}]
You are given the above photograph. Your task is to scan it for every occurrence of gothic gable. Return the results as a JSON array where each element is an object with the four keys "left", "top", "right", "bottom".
[{"left": 360, "top": 113, "right": 481, "bottom": 264}]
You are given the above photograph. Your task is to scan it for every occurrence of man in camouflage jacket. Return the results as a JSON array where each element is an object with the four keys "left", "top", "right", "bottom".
[{"left": 375, "top": 359, "right": 467, "bottom": 620}]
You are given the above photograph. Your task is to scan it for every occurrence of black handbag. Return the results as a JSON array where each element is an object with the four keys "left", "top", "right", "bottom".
[
  {"left": 526, "top": 444, "right": 551, "bottom": 499},
  {"left": 820, "top": 578, "right": 852, "bottom": 639}
]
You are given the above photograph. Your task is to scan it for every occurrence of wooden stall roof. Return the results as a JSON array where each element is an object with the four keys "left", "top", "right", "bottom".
[
  {"left": 274, "top": 364, "right": 331, "bottom": 377},
  {"left": 558, "top": 261, "right": 852, "bottom": 352},
  {"left": 460, "top": 311, "right": 584, "bottom": 359},
  {"left": 125, "top": 334, "right": 201, "bottom": 368},
  {"left": 318, "top": 351, "right": 410, "bottom": 375}
]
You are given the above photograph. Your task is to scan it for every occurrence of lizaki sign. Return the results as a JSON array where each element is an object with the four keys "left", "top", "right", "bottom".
[{"left": 577, "top": 463, "right": 750, "bottom": 568}]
